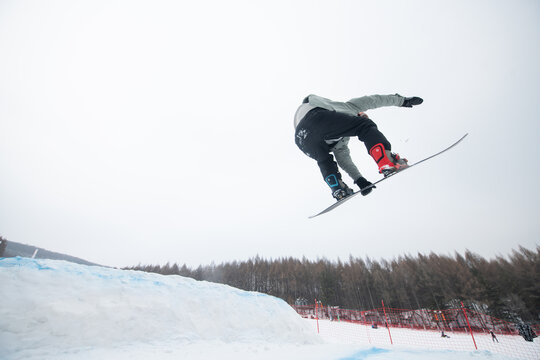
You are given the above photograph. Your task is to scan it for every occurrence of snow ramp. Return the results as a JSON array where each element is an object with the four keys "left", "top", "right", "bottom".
[{"left": 0, "top": 257, "right": 319, "bottom": 358}]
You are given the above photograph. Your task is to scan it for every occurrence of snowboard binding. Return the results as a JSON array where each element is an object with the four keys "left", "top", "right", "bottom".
[
  {"left": 370, "top": 143, "right": 409, "bottom": 177},
  {"left": 332, "top": 187, "right": 354, "bottom": 201},
  {"left": 326, "top": 174, "right": 354, "bottom": 201}
]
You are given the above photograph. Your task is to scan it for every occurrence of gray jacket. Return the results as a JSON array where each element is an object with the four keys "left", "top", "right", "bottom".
[{"left": 293, "top": 94, "right": 405, "bottom": 182}]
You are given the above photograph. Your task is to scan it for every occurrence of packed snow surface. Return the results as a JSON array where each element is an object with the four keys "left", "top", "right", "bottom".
[{"left": 0, "top": 257, "right": 521, "bottom": 359}]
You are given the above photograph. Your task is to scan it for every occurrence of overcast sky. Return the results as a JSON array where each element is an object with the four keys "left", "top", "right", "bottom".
[{"left": 1, "top": 0, "right": 539, "bottom": 268}]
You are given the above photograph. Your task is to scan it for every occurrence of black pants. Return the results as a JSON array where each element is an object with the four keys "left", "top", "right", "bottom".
[{"left": 295, "top": 108, "right": 391, "bottom": 184}]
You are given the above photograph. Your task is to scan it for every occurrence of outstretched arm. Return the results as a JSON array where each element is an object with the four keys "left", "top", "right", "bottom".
[
  {"left": 346, "top": 94, "right": 405, "bottom": 112},
  {"left": 304, "top": 93, "right": 423, "bottom": 117}
]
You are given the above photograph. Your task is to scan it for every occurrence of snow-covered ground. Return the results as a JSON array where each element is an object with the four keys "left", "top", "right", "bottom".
[
  {"left": 0, "top": 257, "right": 536, "bottom": 360},
  {"left": 308, "top": 319, "right": 539, "bottom": 360}
]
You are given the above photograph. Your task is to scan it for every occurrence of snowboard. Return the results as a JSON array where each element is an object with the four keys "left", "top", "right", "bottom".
[{"left": 309, "top": 133, "right": 469, "bottom": 219}]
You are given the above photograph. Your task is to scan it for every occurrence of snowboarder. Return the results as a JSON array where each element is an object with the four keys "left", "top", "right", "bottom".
[{"left": 294, "top": 94, "right": 423, "bottom": 201}]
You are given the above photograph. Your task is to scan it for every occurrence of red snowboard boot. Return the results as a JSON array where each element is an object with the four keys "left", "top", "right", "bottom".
[{"left": 369, "top": 143, "right": 409, "bottom": 177}]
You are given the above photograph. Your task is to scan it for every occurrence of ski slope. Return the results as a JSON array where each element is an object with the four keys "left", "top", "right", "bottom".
[
  {"left": 307, "top": 318, "right": 539, "bottom": 359},
  {"left": 0, "top": 257, "right": 522, "bottom": 360}
]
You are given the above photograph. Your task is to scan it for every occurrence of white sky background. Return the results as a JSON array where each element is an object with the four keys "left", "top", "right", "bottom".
[{"left": 1, "top": 0, "right": 539, "bottom": 268}]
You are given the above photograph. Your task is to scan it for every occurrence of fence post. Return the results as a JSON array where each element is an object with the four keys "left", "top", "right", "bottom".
[
  {"left": 315, "top": 299, "right": 320, "bottom": 334},
  {"left": 382, "top": 300, "right": 393, "bottom": 345},
  {"left": 461, "top": 301, "right": 478, "bottom": 350}
]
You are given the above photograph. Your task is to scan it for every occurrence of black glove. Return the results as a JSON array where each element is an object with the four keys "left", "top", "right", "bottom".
[
  {"left": 402, "top": 96, "right": 423, "bottom": 108},
  {"left": 355, "top": 176, "right": 375, "bottom": 196}
]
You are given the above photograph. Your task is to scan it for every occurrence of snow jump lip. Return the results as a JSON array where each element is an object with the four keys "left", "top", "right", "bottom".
[{"left": 0, "top": 256, "right": 319, "bottom": 359}]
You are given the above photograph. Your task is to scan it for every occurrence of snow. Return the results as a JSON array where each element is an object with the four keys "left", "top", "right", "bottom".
[
  {"left": 0, "top": 257, "right": 532, "bottom": 360},
  {"left": 308, "top": 319, "right": 539, "bottom": 359}
]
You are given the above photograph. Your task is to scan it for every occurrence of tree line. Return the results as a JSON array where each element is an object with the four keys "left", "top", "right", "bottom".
[{"left": 128, "top": 246, "right": 539, "bottom": 323}]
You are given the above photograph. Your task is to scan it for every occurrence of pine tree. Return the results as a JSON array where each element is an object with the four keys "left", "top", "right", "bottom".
[{"left": 125, "top": 247, "right": 539, "bottom": 321}]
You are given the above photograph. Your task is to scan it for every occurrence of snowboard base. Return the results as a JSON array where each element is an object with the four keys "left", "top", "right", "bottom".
[{"left": 308, "top": 133, "right": 468, "bottom": 219}]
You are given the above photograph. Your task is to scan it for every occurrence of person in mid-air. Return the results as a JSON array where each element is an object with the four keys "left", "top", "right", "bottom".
[{"left": 294, "top": 94, "right": 423, "bottom": 201}]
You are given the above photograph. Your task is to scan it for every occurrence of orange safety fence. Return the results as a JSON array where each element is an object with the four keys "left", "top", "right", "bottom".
[{"left": 292, "top": 302, "right": 540, "bottom": 360}]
